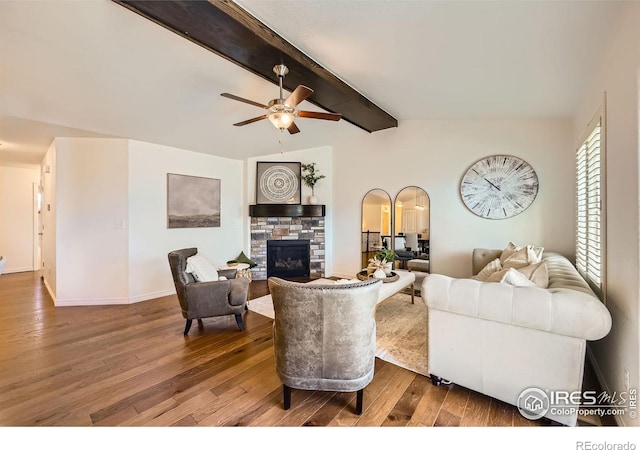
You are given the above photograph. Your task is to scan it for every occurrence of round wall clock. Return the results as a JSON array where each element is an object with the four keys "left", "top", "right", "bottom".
[{"left": 460, "top": 155, "right": 539, "bottom": 219}]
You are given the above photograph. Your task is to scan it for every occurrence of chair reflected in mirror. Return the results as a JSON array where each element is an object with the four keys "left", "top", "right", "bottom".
[{"left": 405, "top": 233, "right": 419, "bottom": 254}]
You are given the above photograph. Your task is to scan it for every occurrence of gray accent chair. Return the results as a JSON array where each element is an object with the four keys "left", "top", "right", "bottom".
[
  {"left": 267, "top": 277, "right": 382, "bottom": 414},
  {"left": 168, "top": 248, "right": 250, "bottom": 336}
]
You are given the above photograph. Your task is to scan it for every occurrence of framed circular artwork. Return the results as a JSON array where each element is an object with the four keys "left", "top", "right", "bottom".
[
  {"left": 256, "top": 161, "right": 301, "bottom": 204},
  {"left": 460, "top": 155, "right": 539, "bottom": 219}
]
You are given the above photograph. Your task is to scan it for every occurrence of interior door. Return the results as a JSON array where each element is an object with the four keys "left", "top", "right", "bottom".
[{"left": 36, "top": 183, "right": 43, "bottom": 278}]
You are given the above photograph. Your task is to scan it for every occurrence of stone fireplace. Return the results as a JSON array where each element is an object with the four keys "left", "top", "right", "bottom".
[
  {"left": 267, "top": 239, "right": 310, "bottom": 279},
  {"left": 249, "top": 205, "right": 325, "bottom": 280}
]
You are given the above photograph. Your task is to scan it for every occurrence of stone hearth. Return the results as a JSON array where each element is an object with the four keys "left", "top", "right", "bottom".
[{"left": 250, "top": 216, "right": 325, "bottom": 280}]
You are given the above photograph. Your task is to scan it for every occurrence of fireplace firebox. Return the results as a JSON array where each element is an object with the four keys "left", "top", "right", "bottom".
[{"left": 267, "top": 240, "right": 310, "bottom": 279}]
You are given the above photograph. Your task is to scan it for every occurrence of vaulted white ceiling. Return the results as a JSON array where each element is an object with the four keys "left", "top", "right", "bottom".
[{"left": 0, "top": 0, "right": 624, "bottom": 165}]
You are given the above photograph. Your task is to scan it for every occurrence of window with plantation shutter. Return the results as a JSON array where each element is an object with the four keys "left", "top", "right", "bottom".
[{"left": 576, "top": 105, "right": 605, "bottom": 299}]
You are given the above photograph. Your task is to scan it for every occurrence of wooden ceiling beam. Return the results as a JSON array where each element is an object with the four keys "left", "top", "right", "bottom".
[{"left": 112, "top": 0, "right": 398, "bottom": 133}]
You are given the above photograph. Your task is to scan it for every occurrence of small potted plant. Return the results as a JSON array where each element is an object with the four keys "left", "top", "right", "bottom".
[
  {"left": 375, "top": 248, "right": 395, "bottom": 275},
  {"left": 367, "top": 256, "right": 388, "bottom": 279},
  {"left": 301, "top": 162, "right": 325, "bottom": 204}
]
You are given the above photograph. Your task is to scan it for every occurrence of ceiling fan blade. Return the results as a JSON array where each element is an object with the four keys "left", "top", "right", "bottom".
[
  {"left": 221, "top": 93, "right": 268, "bottom": 109},
  {"left": 284, "top": 85, "right": 314, "bottom": 108},
  {"left": 297, "top": 110, "right": 342, "bottom": 121},
  {"left": 233, "top": 115, "right": 268, "bottom": 126},
  {"left": 287, "top": 121, "right": 300, "bottom": 134}
]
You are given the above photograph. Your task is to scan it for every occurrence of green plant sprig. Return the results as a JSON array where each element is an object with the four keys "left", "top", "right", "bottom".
[
  {"left": 301, "top": 162, "right": 326, "bottom": 195},
  {"left": 376, "top": 248, "right": 395, "bottom": 263}
]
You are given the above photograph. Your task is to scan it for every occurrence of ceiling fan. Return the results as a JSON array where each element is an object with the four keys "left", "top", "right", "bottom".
[{"left": 221, "top": 64, "right": 342, "bottom": 134}]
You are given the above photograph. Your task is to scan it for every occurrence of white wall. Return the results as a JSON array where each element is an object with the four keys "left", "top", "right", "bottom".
[
  {"left": 331, "top": 119, "right": 575, "bottom": 279},
  {"left": 128, "top": 140, "right": 244, "bottom": 302},
  {"left": 54, "top": 138, "right": 129, "bottom": 305},
  {"left": 246, "top": 146, "right": 333, "bottom": 276},
  {"left": 573, "top": 2, "right": 640, "bottom": 427},
  {"left": 0, "top": 164, "right": 39, "bottom": 273},
  {"left": 40, "top": 137, "right": 244, "bottom": 305}
]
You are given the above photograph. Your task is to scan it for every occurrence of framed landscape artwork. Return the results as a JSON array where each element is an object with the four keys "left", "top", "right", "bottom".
[
  {"left": 167, "top": 173, "right": 221, "bottom": 228},
  {"left": 256, "top": 161, "right": 301, "bottom": 205}
]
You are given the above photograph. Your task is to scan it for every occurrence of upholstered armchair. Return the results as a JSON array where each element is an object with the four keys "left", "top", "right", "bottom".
[
  {"left": 267, "top": 277, "right": 382, "bottom": 414},
  {"left": 168, "top": 248, "right": 250, "bottom": 336}
]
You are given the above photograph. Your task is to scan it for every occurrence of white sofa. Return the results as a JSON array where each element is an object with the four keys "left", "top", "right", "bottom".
[{"left": 422, "top": 248, "right": 612, "bottom": 426}]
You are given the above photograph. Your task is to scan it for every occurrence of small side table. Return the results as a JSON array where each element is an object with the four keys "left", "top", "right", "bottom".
[{"left": 218, "top": 263, "right": 252, "bottom": 281}]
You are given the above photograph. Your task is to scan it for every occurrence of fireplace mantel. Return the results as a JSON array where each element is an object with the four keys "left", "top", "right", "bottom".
[{"left": 249, "top": 204, "right": 325, "bottom": 217}]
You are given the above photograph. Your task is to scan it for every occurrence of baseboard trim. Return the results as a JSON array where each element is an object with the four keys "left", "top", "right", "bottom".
[
  {"left": 586, "top": 345, "right": 627, "bottom": 427},
  {"left": 55, "top": 297, "right": 131, "bottom": 307},
  {"left": 54, "top": 289, "right": 176, "bottom": 307},
  {"left": 3, "top": 266, "right": 34, "bottom": 274},
  {"left": 128, "top": 289, "right": 175, "bottom": 304},
  {"left": 43, "top": 277, "right": 56, "bottom": 303}
]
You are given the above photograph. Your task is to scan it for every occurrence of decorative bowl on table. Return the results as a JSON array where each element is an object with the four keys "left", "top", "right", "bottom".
[{"left": 357, "top": 270, "right": 399, "bottom": 283}]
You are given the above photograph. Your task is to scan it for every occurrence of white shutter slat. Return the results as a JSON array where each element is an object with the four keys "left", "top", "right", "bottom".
[{"left": 576, "top": 122, "right": 603, "bottom": 292}]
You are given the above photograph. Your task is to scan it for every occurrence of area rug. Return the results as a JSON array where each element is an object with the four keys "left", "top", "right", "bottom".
[{"left": 248, "top": 287, "right": 428, "bottom": 377}]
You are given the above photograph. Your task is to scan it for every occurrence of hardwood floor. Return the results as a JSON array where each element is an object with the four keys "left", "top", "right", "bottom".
[{"left": 0, "top": 271, "right": 613, "bottom": 427}]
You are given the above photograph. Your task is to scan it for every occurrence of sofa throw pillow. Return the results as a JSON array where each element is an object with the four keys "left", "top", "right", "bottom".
[
  {"left": 502, "top": 246, "right": 533, "bottom": 269},
  {"left": 517, "top": 261, "right": 549, "bottom": 288},
  {"left": 521, "top": 245, "right": 544, "bottom": 264},
  {"left": 472, "top": 258, "right": 502, "bottom": 282},
  {"left": 186, "top": 253, "right": 219, "bottom": 282},
  {"left": 500, "top": 242, "right": 544, "bottom": 265},
  {"left": 486, "top": 268, "right": 509, "bottom": 283},
  {"left": 500, "top": 268, "right": 537, "bottom": 287},
  {"left": 228, "top": 251, "right": 257, "bottom": 268},
  {"left": 499, "top": 242, "right": 520, "bottom": 264}
]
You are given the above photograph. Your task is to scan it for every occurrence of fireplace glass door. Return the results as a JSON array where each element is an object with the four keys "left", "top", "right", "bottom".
[{"left": 267, "top": 239, "right": 311, "bottom": 279}]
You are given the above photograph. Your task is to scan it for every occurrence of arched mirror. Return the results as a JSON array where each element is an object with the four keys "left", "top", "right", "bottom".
[
  {"left": 361, "top": 189, "right": 392, "bottom": 269},
  {"left": 393, "top": 186, "right": 430, "bottom": 272}
]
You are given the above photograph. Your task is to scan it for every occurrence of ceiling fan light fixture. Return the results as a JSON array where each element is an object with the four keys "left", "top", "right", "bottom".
[
  {"left": 221, "top": 64, "right": 340, "bottom": 135},
  {"left": 268, "top": 111, "right": 294, "bottom": 130}
]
